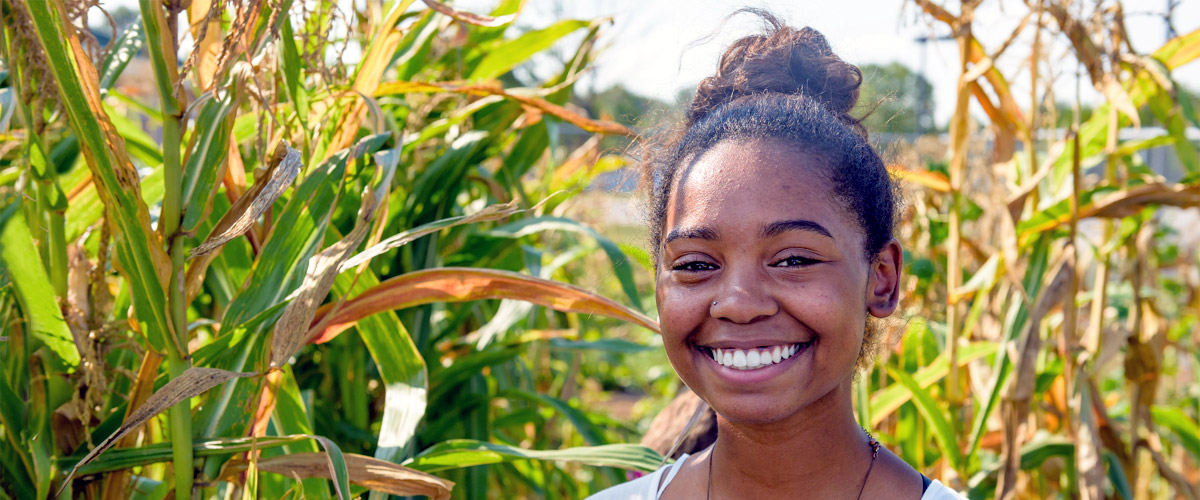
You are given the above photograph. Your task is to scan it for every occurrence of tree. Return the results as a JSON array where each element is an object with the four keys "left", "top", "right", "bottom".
[{"left": 858, "top": 62, "right": 936, "bottom": 134}]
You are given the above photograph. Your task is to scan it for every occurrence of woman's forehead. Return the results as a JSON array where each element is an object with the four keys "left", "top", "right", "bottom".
[
  {"left": 662, "top": 139, "right": 861, "bottom": 242},
  {"left": 669, "top": 140, "right": 834, "bottom": 212}
]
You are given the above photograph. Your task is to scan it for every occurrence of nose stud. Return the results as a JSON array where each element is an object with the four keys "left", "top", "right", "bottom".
[{"left": 712, "top": 301, "right": 718, "bottom": 306}]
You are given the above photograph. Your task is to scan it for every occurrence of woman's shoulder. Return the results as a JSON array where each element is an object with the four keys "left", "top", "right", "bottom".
[
  {"left": 921, "top": 479, "right": 967, "bottom": 500},
  {"left": 584, "top": 454, "right": 689, "bottom": 500}
]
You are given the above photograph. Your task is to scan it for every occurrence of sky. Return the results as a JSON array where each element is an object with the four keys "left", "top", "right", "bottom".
[
  {"left": 102, "top": 0, "right": 1200, "bottom": 127},
  {"left": 500, "top": 0, "right": 1200, "bottom": 127}
]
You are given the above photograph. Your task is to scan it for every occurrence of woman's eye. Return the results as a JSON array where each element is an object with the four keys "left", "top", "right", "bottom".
[
  {"left": 672, "top": 261, "right": 718, "bottom": 272},
  {"left": 773, "top": 255, "right": 819, "bottom": 268}
]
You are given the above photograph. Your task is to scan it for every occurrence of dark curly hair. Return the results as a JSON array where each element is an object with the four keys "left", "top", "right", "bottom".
[{"left": 642, "top": 10, "right": 900, "bottom": 370}]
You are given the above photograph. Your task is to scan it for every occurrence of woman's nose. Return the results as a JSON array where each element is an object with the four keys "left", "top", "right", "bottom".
[{"left": 709, "top": 266, "right": 778, "bottom": 323}]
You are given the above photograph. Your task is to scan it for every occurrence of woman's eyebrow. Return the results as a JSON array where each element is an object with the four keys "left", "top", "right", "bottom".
[
  {"left": 762, "top": 219, "right": 834, "bottom": 239},
  {"left": 664, "top": 226, "right": 718, "bottom": 243}
]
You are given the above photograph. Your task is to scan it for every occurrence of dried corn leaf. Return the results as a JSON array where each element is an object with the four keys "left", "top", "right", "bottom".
[
  {"left": 1022, "top": 182, "right": 1200, "bottom": 235},
  {"left": 58, "top": 367, "right": 255, "bottom": 494},
  {"left": 270, "top": 149, "right": 398, "bottom": 368},
  {"left": 223, "top": 452, "right": 454, "bottom": 500},
  {"left": 375, "top": 81, "right": 635, "bottom": 137},
  {"left": 421, "top": 0, "right": 516, "bottom": 27},
  {"left": 191, "top": 143, "right": 301, "bottom": 257},
  {"left": 307, "top": 267, "right": 660, "bottom": 345}
]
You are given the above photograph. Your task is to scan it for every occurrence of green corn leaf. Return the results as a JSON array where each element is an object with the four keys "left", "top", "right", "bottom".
[
  {"left": 180, "top": 96, "right": 237, "bottom": 232},
  {"left": 884, "top": 365, "right": 963, "bottom": 470},
  {"left": 220, "top": 134, "right": 388, "bottom": 329},
  {"left": 306, "top": 435, "right": 351, "bottom": 500},
  {"left": 0, "top": 374, "right": 35, "bottom": 499},
  {"left": 546, "top": 338, "right": 655, "bottom": 354},
  {"left": 392, "top": 11, "right": 440, "bottom": 82},
  {"left": 1105, "top": 451, "right": 1134, "bottom": 500},
  {"left": 0, "top": 205, "right": 79, "bottom": 367},
  {"left": 1151, "top": 406, "right": 1200, "bottom": 460},
  {"left": 58, "top": 435, "right": 312, "bottom": 476},
  {"left": 967, "top": 234, "right": 1050, "bottom": 460},
  {"left": 21, "top": 0, "right": 174, "bottom": 354},
  {"left": 279, "top": 18, "right": 310, "bottom": 125},
  {"left": 263, "top": 367, "right": 329, "bottom": 499},
  {"left": 0, "top": 438, "right": 36, "bottom": 500},
  {"left": 498, "top": 390, "right": 608, "bottom": 446},
  {"left": 332, "top": 268, "right": 428, "bottom": 466},
  {"left": 98, "top": 22, "right": 146, "bottom": 93},
  {"left": 430, "top": 348, "right": 520, "bottom": 404},
  {"left": 869, "top": 341, "right": 997, "bottom": 427},
  {"left": 469, "top": 19, "right": 591, "bottom": 81},
  {"left": 406, "top": 440, "right": 664, "bottom": 473},
  {"left": 64, "top": 165, "right": 164, "bottom": 243},
  {"left": 488, "top": 216, "right": 645, "bottom": 312},
  {"left": 192, "top": 309, "right": 280, "bottom": 443}
]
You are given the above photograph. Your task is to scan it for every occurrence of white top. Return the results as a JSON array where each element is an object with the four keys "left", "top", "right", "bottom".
[{"left": 586, "top": 453, "right": 967, "bottom": 500}]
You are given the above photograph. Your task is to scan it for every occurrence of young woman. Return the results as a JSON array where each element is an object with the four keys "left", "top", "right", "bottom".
[{"left": 588, "top": 11, "right": 964, "bottom": 500}]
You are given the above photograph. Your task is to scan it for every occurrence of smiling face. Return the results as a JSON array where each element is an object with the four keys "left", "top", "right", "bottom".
[{"left": 655, "top": 138, "right": 901, "bottom": 426}]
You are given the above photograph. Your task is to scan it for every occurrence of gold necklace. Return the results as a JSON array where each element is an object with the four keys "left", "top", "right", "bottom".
[{"left": 705, "top": 428, "right": 882, "bottom": 500}]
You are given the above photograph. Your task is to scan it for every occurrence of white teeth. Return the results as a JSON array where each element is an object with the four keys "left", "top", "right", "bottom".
[
  {"left": 733, "top": 350, "right": 747, "bottom": 368},
  {"left": 708, "top": 342, "right": 807, "bottom": 371}
]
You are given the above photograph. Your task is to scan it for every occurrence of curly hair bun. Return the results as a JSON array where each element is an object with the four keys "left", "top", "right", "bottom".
[{"left": 689, "top": 10, "right": 865, "bottom": 136}]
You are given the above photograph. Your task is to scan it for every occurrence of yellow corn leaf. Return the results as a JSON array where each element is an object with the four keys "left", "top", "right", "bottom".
[{"left": 888, "top": 164, "right": 951, "bottom": 193}]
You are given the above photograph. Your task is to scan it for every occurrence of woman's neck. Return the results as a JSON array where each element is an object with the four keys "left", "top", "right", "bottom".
[{"left": 708, "top": 380, "right": 872, "bottom": 499}]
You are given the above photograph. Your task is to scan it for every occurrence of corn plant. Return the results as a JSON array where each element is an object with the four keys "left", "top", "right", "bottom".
[
  {"left": 0, "top": 1, "right": 664, "bottom": 499},
  {"left": 855, "top": 1, "right": 1200, "bottom": 499}
]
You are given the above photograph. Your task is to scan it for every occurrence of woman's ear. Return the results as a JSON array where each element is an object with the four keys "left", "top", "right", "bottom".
[{"left": 866, "top": 238, "right": 903, "bottom": 318}]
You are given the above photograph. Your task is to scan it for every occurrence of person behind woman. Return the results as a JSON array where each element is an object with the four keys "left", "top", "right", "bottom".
[{"left": 588, "top": 10, "right": 964, "bottom": 500}]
